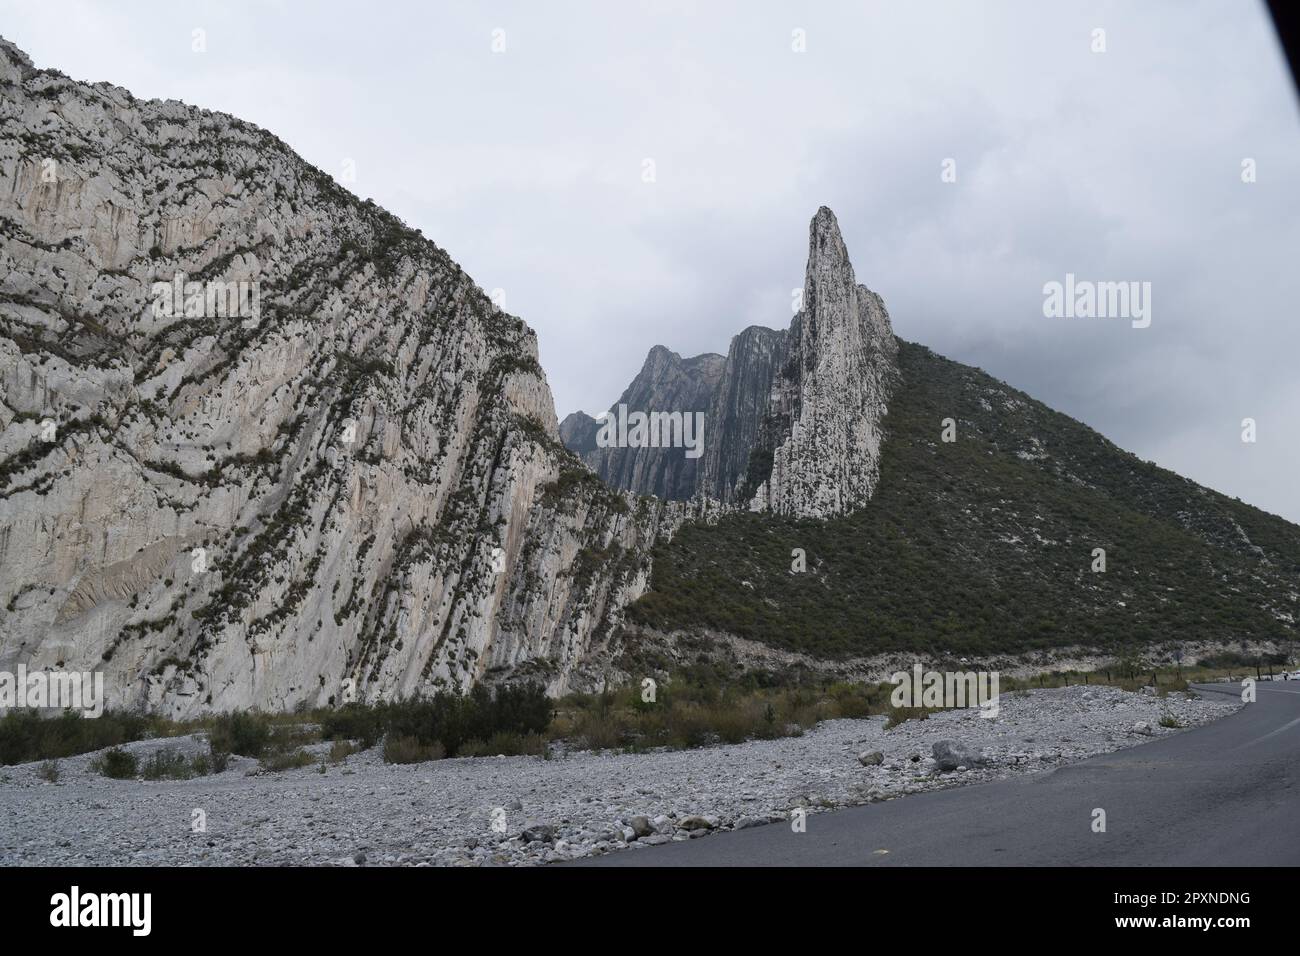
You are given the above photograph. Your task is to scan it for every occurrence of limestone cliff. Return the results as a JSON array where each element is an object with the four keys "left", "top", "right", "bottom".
[{"left": 0, "top": 37, "right": 663, "bottom": 716}]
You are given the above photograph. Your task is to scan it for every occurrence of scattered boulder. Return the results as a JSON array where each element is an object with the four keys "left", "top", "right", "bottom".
[
  {"left": 858, "top": 750, "right": 884, "bottom": 766},
  {"left": 1132, "top": 721, "right": 1154, "bottom": 736},
  {"left": 521, "top": 823, "right": 556, "bottom": 843},
  {"left": 628, "top": 815, "right": 653, "bottom": 838},
  {"left": 932, "top": 739, "right": 987, "bottom": 772},
  {"left": 677, "top": 815, "right": 716, "bottom": 831}
]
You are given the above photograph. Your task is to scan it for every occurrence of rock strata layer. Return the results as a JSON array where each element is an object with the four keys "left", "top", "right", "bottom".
[{"left": 0, "top": 37, "right": 671, "bottom": 715}]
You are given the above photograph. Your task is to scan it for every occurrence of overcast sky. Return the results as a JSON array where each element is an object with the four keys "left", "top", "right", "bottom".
[{"left": 3, "top": 1, "right": 1298, "bottom": 521}]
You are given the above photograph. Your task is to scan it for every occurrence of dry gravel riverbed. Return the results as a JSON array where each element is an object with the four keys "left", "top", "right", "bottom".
[{"left": 0, "top": 684, "right": 1239, "bottom": 866}]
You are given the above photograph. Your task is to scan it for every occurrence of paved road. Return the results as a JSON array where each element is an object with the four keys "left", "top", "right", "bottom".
[{"left": 579, "top": 681, "right": 1300, "bottom": 866}]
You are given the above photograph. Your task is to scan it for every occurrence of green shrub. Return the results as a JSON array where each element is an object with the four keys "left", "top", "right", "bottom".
[
  {"left": 382, "top": 735, "right": 445, "bottom": 764},
  {"left": 324, "top": 684, "right": 551, "bottom": 758},
  {"left": 328, "top": 740, "right": 359, "bottom": 763},
  {"left": 141, "top": 748, "right": 194, "bottom": 780},
  {"left": 37, "top": 760, "right": 59, "bottom": 783},
  {"left": 319, "top": 703, "right": 385, "bottom": 748},
  {"left": 92, "top": 748, "right": 138, "bottom": 779},
  {"left": 0, "top": 709, "right": 155, "bottom": 766},
  {"left": 260, "top": 748, "right": 314, "bottom": 772},
  {"left": 207, "top": 712, "right": 270, "bottom": 757}
]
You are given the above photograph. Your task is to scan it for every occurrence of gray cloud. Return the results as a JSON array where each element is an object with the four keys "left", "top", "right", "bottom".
[{"left": 3, "top": 0, "right": 1296, "bottom": 519}]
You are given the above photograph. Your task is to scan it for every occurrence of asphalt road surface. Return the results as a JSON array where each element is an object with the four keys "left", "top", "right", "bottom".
[{"left": 578, "top": 681, "right": 1300, "bottom": 866}]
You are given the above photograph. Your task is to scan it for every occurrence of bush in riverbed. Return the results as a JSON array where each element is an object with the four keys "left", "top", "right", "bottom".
[
  {"left": 319, "top": 702, "right": 385, "bottom": 748},
  {"left": 0, "top": 709, "right": 157, "bottom": 766},
  {"left": 325, "top": 683, "right": 552, "bottom": 758},
  {"left": 260, "top": 748, "right": 315, "bottom": 772},
  {"left": 328, "top": 740, "right": 360, "bottom": 763},
  {"left": 206, "top": 711, "right": 270, "bottom": 757},
  {"left": 92, "top": 748, "right": 138, "bottom": 779},
  {"left": 141, "top": 747, "right": 197, "bottom": 780},
  {"left": 381, "top": 735, "right": 445, "bottom": 764}
]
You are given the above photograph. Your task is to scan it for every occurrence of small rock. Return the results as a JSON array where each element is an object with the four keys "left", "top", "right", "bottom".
[
  {"left": 677, "top": 815, "right": 716, "bottom": 831},
  {"left": 521, "top": 823, "right": 556, "bottom": 843}
]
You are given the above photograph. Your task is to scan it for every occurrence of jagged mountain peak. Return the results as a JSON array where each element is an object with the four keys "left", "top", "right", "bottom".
[
  {"left": 562, "top": 206, "right": 898, "bottom": 518},
  {"left": 806, "top": 205, "right": 851, "bottom": 274}
]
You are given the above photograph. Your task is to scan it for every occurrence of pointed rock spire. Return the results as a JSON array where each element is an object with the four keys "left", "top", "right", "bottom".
[{"left": 761, "top": 207, "right": 899, "bottom": 518}]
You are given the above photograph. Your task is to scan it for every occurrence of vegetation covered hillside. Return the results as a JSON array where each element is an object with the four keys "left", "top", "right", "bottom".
[{"left": 628, "top": 342, "right": 1300, "bottom": 659}]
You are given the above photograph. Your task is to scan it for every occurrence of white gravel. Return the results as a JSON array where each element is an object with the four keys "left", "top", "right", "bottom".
[{"left": 0, "top": 684, "right": 1239, "bottom": 866}]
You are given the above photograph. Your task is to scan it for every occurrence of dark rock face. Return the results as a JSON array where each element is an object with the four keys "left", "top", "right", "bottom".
[
  {"left": 697, "top": 325, "right": 791, "bottom": 504},
  {"left": 559, "top": 411, "right": 599, "bottom": 457},
  {"left": 562, "top": 207, "right": 899, "bottom": 517},
  {"left": 564, "top": 346, "right": 725, "bottom": 501}
]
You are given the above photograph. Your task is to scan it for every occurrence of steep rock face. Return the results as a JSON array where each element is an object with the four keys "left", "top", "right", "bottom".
[
  {"left": 560, "top": 346, "right": 724, "bottom": 501},
  {"left": 696, "top": 325, "right": 789, "bottom": 504},
  {"left": 751, "top": 207, "right": 899, "bottom": 517},
  {"left": 0, "top": 38, "right": 659, "bottom": 715},
  {"left": 563, "top": 207, "right": 899, "bottom": 518},
  {"left": 558, "top": 410, "right": 599, "bottom": 457}
]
